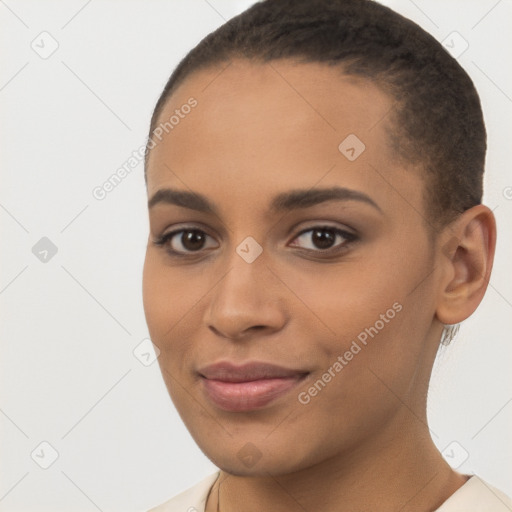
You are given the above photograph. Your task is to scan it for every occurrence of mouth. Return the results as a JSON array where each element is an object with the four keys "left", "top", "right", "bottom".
[{"left": 198, "top": 361, "right": 310, "bottom": 412}]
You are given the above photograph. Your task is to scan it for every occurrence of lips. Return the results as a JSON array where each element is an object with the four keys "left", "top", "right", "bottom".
[{"left": 198, "top": 361, "right": 309, "bottom": 412}]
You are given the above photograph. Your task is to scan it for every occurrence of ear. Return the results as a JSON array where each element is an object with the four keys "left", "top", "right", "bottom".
[{"left": 435, "top": 204, "right": 496, "bottom": 325}]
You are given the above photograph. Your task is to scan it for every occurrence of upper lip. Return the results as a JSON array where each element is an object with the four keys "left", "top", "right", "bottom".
[{"left": 198, "top": 361, "right": 309, "bottom": 383}]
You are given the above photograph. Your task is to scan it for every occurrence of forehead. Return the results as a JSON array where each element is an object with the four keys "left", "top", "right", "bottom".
[
  {"left": 146, "top": 59, "right": 419, "bottom": 215},
  {"left": 151, "top": 59, "right": 395, "bottom": 156}
]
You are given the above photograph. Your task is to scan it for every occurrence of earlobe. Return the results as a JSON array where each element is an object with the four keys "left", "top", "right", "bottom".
[{"left": 435, "top": 204, "right": 496, "bottom": 325}]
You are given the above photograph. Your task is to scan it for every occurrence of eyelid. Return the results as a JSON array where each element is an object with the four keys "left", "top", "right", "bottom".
[
  {"left": 152, "top": 224, "right": 218, "bottom": 252},
  {"left": 153, "top": 222, "right": 217, "bottom": 242},
  {"left": 292, "top": 221, "right": 356, "bottom": 238}
]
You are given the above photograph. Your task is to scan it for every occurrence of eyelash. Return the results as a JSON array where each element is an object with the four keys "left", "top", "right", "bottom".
[{"left": 152, "top": 225, "right": 358, "bottom": 258}]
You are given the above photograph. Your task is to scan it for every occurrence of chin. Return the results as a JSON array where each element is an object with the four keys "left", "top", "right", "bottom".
[{"left": 199, "top": 440, "right": 314, "bottom": 478}]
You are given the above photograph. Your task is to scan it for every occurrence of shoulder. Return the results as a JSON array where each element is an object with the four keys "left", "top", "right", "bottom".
[
  {"left": 146, "top": 471, "right": 220, "bottom": 512},
  {"left": 435, "top": 475, "right": 512, "bottom": 511}
]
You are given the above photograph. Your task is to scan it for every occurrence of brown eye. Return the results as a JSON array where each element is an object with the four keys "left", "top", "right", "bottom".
[
  {"left": 179, "top": 230, "right": 207, "bottom": 251},
  {"left": 311, "top": 228, "right": 336, "bottom": 249},
  {"left": 155, "top": 228, "right": 218, "bottom": 255},
  {"left": 290, "top": 226, "right": 356, "bottom": 252}
]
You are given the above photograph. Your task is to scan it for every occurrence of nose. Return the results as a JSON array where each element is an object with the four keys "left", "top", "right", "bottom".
[{"left": 203, "top": 249, "right": 287, "bottom": 341}]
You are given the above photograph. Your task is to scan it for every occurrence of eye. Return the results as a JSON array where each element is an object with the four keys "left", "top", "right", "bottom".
[
  {"left": 152, "top": 224, "right": 357, "bottom": 258},
  {"left": 289, "top": 225, "right": 357, "bottom": 252},
  {"left": 153, "top": 228, "right": 218, "bottom": 255}
]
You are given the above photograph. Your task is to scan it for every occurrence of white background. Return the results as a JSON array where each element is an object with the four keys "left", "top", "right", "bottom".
[{"left": 1, "top": 1, "right": 511, "bottom": 510}]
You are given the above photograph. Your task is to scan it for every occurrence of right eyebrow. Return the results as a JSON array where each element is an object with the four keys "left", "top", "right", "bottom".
[{"left": 148, "top": 188, "right": 219, "bottom": 215}]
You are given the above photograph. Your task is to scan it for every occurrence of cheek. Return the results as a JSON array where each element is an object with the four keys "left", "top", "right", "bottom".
[
  {"left": 283, "top": 257, "right": 402, "bottom": 346},
  {"left": 142, "top": 250, "right": 219, "bottom": 397},
  {"left": 142, "top": 251, "right": 169, "bottom": 340},
  {"left": 288, "top": 255, "right": 424, "bottom": 405},
  {"left": 142, "top": 251, "right": 201, "bottom": 344},
  {"left": 142, "top": 254, "right": 196, "bottom": 406}
]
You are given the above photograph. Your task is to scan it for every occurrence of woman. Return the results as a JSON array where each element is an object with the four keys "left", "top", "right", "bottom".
[{"left": 142, "top": 0, "right": 512, "bottom": 510}]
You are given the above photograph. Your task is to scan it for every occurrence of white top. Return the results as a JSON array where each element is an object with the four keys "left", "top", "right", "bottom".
[{"left": 147, "top": 471, "right": 512, "bottom": 512}]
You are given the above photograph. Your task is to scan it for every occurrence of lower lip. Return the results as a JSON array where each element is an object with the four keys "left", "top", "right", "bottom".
[{"left": 201, "top": 375, "right": 307, "bottom": 412}]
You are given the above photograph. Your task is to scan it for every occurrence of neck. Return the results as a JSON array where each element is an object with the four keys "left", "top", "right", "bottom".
[{"left": 207, "top": 413, "right": 468, "bottom": 512}]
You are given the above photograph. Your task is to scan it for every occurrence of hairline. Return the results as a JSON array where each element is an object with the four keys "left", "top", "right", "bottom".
[{"left": 144, "top": 57, "right": 446, "bottom": 234}]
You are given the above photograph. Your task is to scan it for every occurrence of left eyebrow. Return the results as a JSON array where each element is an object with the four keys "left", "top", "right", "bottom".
[
  {"left": 147, "top": 186, "right": 382, "bottom": 214},
  {"left": 269, "top": 186, "right": 382, "bottom": 214}
]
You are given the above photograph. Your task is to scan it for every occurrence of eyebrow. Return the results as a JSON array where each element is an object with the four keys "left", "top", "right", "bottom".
[{"left": 148, "top": 186, "right": 382, "bottom": 215}]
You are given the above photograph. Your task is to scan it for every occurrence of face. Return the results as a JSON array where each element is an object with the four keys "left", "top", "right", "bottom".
[{"left": 143, "top": 59, "right": 443, "bottom": 476}]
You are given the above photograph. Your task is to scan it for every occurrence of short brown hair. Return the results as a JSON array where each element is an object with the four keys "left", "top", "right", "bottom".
[{"left": 146, "top": 0, "right": 486, "bottom": 229}]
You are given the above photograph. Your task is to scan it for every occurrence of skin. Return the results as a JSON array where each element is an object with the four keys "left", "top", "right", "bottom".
[{"left": 142, "top": 59, "right": 496, "bottom": 512}]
